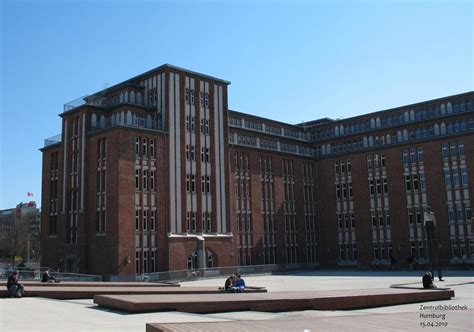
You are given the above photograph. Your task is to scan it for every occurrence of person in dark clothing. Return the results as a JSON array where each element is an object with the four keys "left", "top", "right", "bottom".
[
  {"left": 42, "top": 269, "right": 59, "bottom": 283},
  {"left": 224, "top": 275, "right": 234, "bottom": 291},
  {"left": 6, "top": 271, "right": 25, "bottom": 298},
  {"left": 422, "top": 272, "right": 437, "bottom": 289}
]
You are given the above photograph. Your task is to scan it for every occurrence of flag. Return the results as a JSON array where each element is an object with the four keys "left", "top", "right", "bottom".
[{"left": 27, "top": 192, "right": 34, "bottom": 197}]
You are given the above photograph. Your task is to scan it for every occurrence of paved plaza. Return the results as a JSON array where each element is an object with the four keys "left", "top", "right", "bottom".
[{"left": 0, "top": 270, "right": 472, "bottom": 331}]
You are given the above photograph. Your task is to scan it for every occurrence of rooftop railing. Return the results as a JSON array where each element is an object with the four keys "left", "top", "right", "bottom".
[{"left": 44, "top": 134, "right": 61, "bottom": 147}]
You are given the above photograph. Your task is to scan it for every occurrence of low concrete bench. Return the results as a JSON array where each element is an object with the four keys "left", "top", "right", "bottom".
[
  {"left": 0, "top": 285, "right": 266, "bottom": 299},
  {"left": 94, "top": 288, "right": 454, "bottom": 313},
  {"left": 19, "top": 281, "right": 179, "bottom": 288}
]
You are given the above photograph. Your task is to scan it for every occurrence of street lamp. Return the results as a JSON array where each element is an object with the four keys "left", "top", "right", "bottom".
[{"left": 424, "top": 207, "right": 443, "bottom": 281}]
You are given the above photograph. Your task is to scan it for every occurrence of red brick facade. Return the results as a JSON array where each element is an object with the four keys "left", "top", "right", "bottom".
[{"left": 41, "top": 65, "right": 474, "bottom": 276}]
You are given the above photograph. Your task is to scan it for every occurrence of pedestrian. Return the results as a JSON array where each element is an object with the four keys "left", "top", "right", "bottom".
[
  {"left": 6, "top": 271, "right": 25, "bottom": 298},
  {"left": 224, "top": 275, "right": 234, "bottom": 291}
]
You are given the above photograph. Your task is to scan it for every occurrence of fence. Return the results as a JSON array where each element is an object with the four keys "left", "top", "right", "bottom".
[{"left": 0, "top": 266, "right": 102, "bottom": 282}]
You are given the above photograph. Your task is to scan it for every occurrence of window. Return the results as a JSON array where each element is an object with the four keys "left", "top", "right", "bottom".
[
  {"left": 385, "top": 213, "right": 391, "bottom": 226},
  {"left": 143, "top": 210, "right": 148, "bottom": 231},
  {"left": 135, "top": 170, "right": 140, "bottom": 190},
  {"left": 190, "top": 116, "right": 195, "bottom": 132},
  {"left": 442, "top": 143, "right": 449, "bottom": 159},
  {"left": 416, "top": 210, "right": 422, "bottom": 224},
  {"left": 143, "top": 170, "right": 148, "bottom": 190},
  {"left": 150, "top": 171, "right": 155, "bottom": 191},
  {"left": 185, "top": 115, "right": 190, "bottom": 131},
  {"left": 381, "top": 154, "right": 386, "bottom": 168},
  {"left": 420, "top": 173, "right": 426, "bottom": 192},
  {"left": 413, "top": 174, "right": 419, "bottom": 191},
  {"left": 444, "top": 170, "right": 451, "bottom": 189},
  {"left": 458, "top": 141, "right": 465, "bottom": 157},
  {"left": 336, "top": 184, "right": 341, "bottom": 199},
  {"left": 369, "top": 180, "right": 374, "bottom": 196},
  {"left": 347, "top": 160, "right": 352, "bottom": 172},
  {"left": 367, "top": 156, "right": 373, "bottom": 170},
  {"left": 135, "top": 138, "right": 140, "bottom": 156},
  {"left": 417, "top": 148, "right": 424, "bottom": 162},
  {"left": 453, "top": 169, "right": 460, "bottom": 188},
  {"left": 373, "top": 244, "right": 379, "bottom": 260},
  {"left": 200, "top": 92, "right": 205, "bottom": 106},
  {"left": 457, "top": 208, "right": 463, "bottom": 223},
  {"left": 142, "top": 138, "right": 147, "bottom": 157},
  {"left": 185, "top": 88, "right": 190, "bottom": 103},
  {"left": 383, "top": 178, "right": 388, "bottom": 194},
  {"left": 341, "top": 162, "right": 346, "bottom": 173},
  {"left": 150, "top": 210, "right": 155, "bottom": 231},
  {"left": 334, "top": 162, "right": 340, "bottom": 174},
  {"left": 410, "top": 148, "right": 417, "bottom": 164},
  {"left": 448, "top": 206, "right": 455, "bottom": 223},
  {"left": 466, "top": 207, "right": 472, "bottom": 221},
  {"left": 338, "top": 214, "right": 343, "bottom": 229},
  {"left": 135, "top": 210, "right": 140, "bottom": 231},
  {"left": 190, "top": 90, "right": 195, "bottom": 105},
  {"left": 150, "top": 139, "right": 155, "bottom": 157},
  {"left": 372, "top": 213, "right": 377, "bottom": 227},
  {"left": 450, "top": 142, "right": 457, "bottom": 158},
  {"left": 349, "top": 182, "right": 353, "bottom": 198},
  {"left": 342, "top": 183, "right": 347, "bottom": 198},
  {"left": 405, "top": 175, "right": 411, "bottom": 191},
  {"left": 402, "top": 150, "right": 409, "bottom": 165}
]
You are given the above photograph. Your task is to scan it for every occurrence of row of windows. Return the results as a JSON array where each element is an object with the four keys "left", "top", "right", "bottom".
[
  {"left": 135, "top": 250, "right": 157, "bottom": 274},
  {"left": 369, "top": 178, "right": 389, "bottom": 196},
  {"left": 448, "top": 205, "right": 472, "bottom": 223},
  {"left": 319, "top": 118, "right": 474, "bottom": 157},
  {"left": 402, "top": 148, "right": 424, "bottom": 165},
  {"left": 135, "top": 138, "right": 155, "bottom": 158},
  {"left": 185, "top": 174, "right": 212, "bottom": 194},
  {"left": 371, "top": 212, "right": 391, "bottom": 227},
  {"left": 334, "top": 160, "right": 352, "bottom": 174},
  {"left": 404, "top": 173, "right": 426, "bottom": 192},
  {"left": 336, "top": 182, "right": 354, "bottom": 199},
  {"left": 339, "top": 244, "right": 357, "bottom": 261},
  {"left": 442, "top": 141, "right": 465, "bottom": 159},
  {"left": 373, "top": 243, "right": 393, "bottom": 261},
  {"left": 367, "top": 154, "right": 386, "bottom": 170},
  {"left": 313, "top": 100, "right": 474, "bottom": 141},
  {"left": 185, "top": 89, "right": 210, "bottom": 108},
  {"left": 135, "top": 210, "right": 157, "bottom": 232},
  {"left": 135, "top": 169, "right": 156, "bottom": 191},
  {"left": 337, "top": 213, "right": 355, "bottom": 229},
  {"left": 444, "top": 167, "right": 469, "bottom": 189},
  {"left": 186, "top": 145, "right": 211, "bottom": 162}
]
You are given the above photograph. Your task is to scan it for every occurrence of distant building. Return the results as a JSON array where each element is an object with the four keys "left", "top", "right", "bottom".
[
  {"left": 0, "top": 202, "right": 40, "bottom": 262},
  {"left": 40, "top": 64, "right": 474, "bottom": 276}
]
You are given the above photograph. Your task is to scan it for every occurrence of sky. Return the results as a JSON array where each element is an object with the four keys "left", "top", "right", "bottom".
[{"left": 0, "top": 0, "right": 472, "bottom": 210}]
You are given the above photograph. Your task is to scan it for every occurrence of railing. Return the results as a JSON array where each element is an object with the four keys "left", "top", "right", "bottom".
[
  {"left": 89, "top": 115, "right": 164, "bottom": 134},
  {"left": 44, "top": 134, "right": 61, "bottom": 147},
  {"left": 0, "top": 266, "right": 102, "bottom": 281}
]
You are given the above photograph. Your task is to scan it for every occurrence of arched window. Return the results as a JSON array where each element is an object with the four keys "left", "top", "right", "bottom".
[
  {"left": 99, "top": 115, "right": 105, "bottom": 128},
  {"left": 111, "top": 114, "right": 116, "bottom": 125},
  {"left": 130, "top": 91, "right": 136, "bottom": 104},
  {"left": 137, "top": 92, "right": 142, "bottom": 105},
  {"left": 321, "top": 145, "right": 326, "bottom": 155},
  {"left": 126, "top": 111, "right": 132, "bottom": 125},
  {"left": 326, "top": 144, "right": 331, "bottom": 154},
  {"left": 447, "top": 102, "right": 453, "bottom": 113},
  {"left": 410, "top": 110, "right": 415, "bottom": 121},
  {"left": 368, "top": 136, "right": 374, "bottom": 147},
  {"left": 386, "top": 134, "right": 391, "bottom": 144},
  {"left": 124, "top": 91, "right": 129, "bottom": 103},
  {"left": 370, "top": 118, "right": 375, "bottom": 129},
  {"left": 187, "top": 252, "right": 198, "bottom": 270},
  {"left": 376, "top": 117, "right": 381, "bottom": 128},
  {"left": 397, "top": 131, "right": 402, "bottom": 142},
  {"left": 363, "top": 137, "right": 368, "bottom": 148},
  {"left": 119, "top": 92, "right": 124, "bottom": 103},
  {"left": 434, "top": 123, "right": 440, "bottom": 136},
  {"left": 403, "top": 130, "right": 408, "bottom": 141},
  {"left": 91, "top": 113, "right": 97, "bottom": 128},
  {"left": 404, "top": 112, "right": 409, "bottom": 122},
  {"left": 339, "top": 125, "right": 344, "bottom": 135},
  {"left": 335, "top": 126, "right": 339, "bottom": 136},
  {"left": 440, "top": 104, "right": 446, "bottom": 115},
  {"left": 440, "top": 122, "right": 446, "bottom": 135},
  {"left": 146, "top": 115, "right": 152, "bottom": 129}
]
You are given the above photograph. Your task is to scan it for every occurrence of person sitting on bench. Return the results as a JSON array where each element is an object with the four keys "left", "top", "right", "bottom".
[
  {"left": 422, "top": 272, "right": 436, "bottom": 289},
  {"left": 231, "top": 274, "right": 246, "bottom": 293},
  {"left": 224, "top": 275, "right": 234, "bottom": 291},
  {"left": 42, "top": 269, "right": 59, "bottom": 283},
  {"left": 6, "top": 271, "right": 25, "bottom": 298}
]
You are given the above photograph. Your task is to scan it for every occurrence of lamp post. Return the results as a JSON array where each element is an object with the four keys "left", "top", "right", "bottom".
[{"left": 424, "top": 207, "right": 443, "bottom": 281}]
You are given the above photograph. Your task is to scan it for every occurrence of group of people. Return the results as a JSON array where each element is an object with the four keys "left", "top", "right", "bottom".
[
  {"left": 6, "top": 269, "right": 59, "bottom": 298},
  {"left": 223, "top": 273, "right": 246, "bottom": 292}
]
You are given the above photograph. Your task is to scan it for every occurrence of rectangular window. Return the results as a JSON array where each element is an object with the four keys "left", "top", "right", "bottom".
[
  {"left": 367, "top": 156, "right": 373, "bottom": 170},
  {"left": 373, "top": 244, "right": 379, "bottom": 260},
  {"left": 150, "top": 210, "right": 155, "bottom": 231},
  {"left": 135, "top": 137, "right": 140, "bottom": 156},
  {"left": 336, "top": 184, "right": 341, "bottom": 199},
  {"left": 383, "top": 178, "right": 388, "bottom": 194},
  {"left": 191, "top": 174, "right": 195, "bottom": 192},
  {"left": 385, "top": 213, "right": 391, "bottom": 226},
  {"left": 135, "top": 170, "right": 140, "bottom": 190},
  {"left": 143, "top": 170, "right": 148, "bottom": 190},
  {"left": 369, "top": 180, "right": 374, "bottom": 196},
  {"left": 142, "top": 138, "right": 147, "bottom": 157},
  {"left": 450, "top": 142, "right": 457, "bottom": 158},
  {"left": 376, "top": 179, "right": 381, "bottom": 195},
  {"left": 150, "top": 139, "right": 155, "bottom": 157},
  {"left": 186, "top": 145, "right": 190, "bottom": 160},
  {"left": 347, "top": 160, "right": 352, "bottom": 172},
  {"left": 442, "top": 143, "right": 449, "bottom": 159},
  {"left": 453, "top": 168, "right": 460, "bottom": 188},
  {"left": 466, "top": 207, "right": 472, "bottom": 221},
  {"left": 448, "top": 206, "right": 455, "bottom": 223},
  {"left": 349, "top": 182, "right": 353, "bottom": 198},
  {"left": 402, "top": 150, "right": 409, "bottom": 165},
  {"left": 190, "top": 116, "right": 195, "bottom": 132},
  {"left": 143, "top": 210, "right": 148, "bottom": 231},
  {"left": 381, "top": 154, "right": 386, "bottom": 168},
  {"left": 416, "top": 211, "right": 422, "bottom": 224},
  {"left": 412, "top": 174, "right": 419, "bottom": 191},
  {"left": 372, "top": 213, "right": 377, "bottom": 227},
  {"left": 135, "top": 210, "right": 140, "bottom": 231},
  {"left": 444, "top": 170, "right": 452, "bottom": 189},
  {"left": 185, "top": 115, "right": 190, "bottom": 131},
  {"left": 410, "top": 148, "right": 417, "bottom": 164},
  {"left": 457, "top": 208, "right": 463, "bottom": 223},
  {"left": 341, "top": 162, "right": 346, "bottom": 173},
  {"left": 417, "top": 147, "right": 424, "bottom": 162},
  {"left": 186, "top": 174, "right": 190, "bottom": 192},
  {"left": 461, "top": 167, "right": 468, "bottom": 187},
  {"left": 334, "top": 162, "right": 340, "bottom": 174},
  {"left": 405, "top": 175, "right": 411, "bottom": 191},
  {"left": 458, "top": 141, "right": 465, "bottom": 157},
  {"left": 342, "top": 183, "right": 347, "bottom": 198},
  {"left": 150, "top": 171, "right": 155, "bottom": 190},
  {"left": 351, "top": 213, "right": 355, "bottom": 228},
  {"left": 420, "top": 173, "right": 426, "bottom": 192},
  {"left": 337, "top": 214, "right": 343, "bottom": 229}
]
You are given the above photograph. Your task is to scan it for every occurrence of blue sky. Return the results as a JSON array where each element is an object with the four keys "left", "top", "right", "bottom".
[{"left": 0, "top": 0, "right": 472, "bottom": 210}]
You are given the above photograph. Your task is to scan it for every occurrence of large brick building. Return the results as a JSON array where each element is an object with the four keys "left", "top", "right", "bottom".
[{"left": 40, "top": 64, "right": 474, "bottom": 276}]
